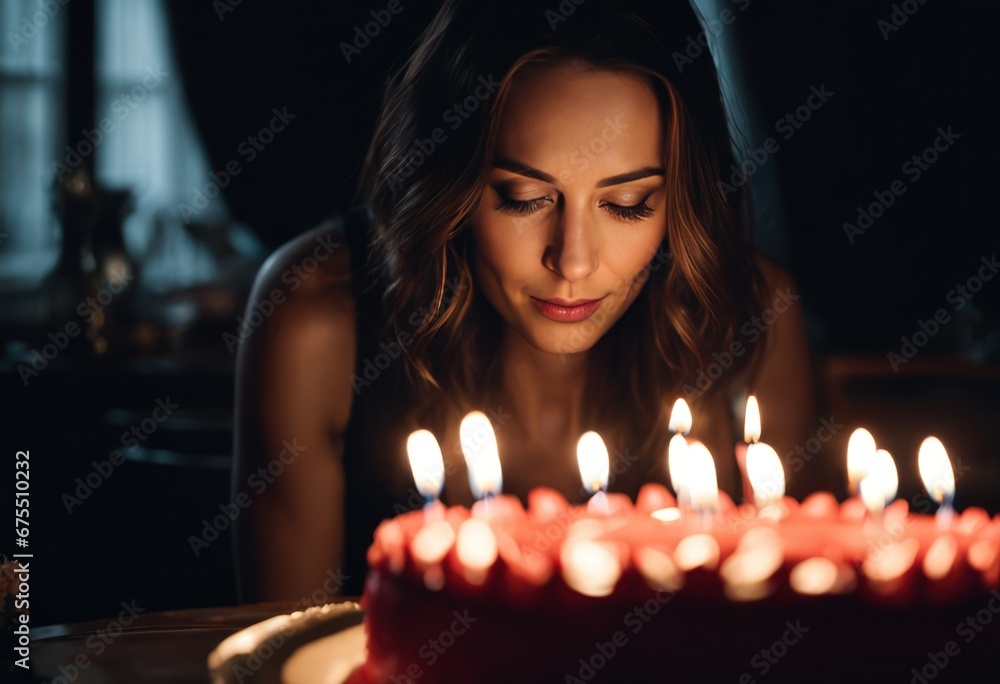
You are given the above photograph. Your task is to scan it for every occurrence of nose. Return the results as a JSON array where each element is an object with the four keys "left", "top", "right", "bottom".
[{"left": 543, "top": 202, "right": 599, "bottom": 283}]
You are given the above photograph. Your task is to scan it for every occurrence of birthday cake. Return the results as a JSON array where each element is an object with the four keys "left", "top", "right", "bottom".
[
  {"left": 343, "top": 486, "right": 1000, "bottom": 684},
  {"left": 208, "top": 484, "right": 1000, "bottom": 683},
  {"left": 210, "top": 418, "right": 1000, "bottom": 683}
]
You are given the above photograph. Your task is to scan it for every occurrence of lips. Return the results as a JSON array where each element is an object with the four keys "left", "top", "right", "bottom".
[{"left": 530, "top": 296, "right": 605, "bottom": 323}]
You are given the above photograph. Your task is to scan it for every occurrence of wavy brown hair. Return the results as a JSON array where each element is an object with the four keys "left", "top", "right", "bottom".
[{"left": 357, "top": 0, "right": 765, "bottom": 484}]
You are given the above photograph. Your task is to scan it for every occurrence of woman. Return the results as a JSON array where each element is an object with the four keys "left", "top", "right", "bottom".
[{"left": 233, "top": 0, "right": 815, "bottom": 602}]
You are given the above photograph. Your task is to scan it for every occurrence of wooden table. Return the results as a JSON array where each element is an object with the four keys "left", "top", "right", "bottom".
[{"left": 31, "top": 601, "right": 358, "bottom": 683}]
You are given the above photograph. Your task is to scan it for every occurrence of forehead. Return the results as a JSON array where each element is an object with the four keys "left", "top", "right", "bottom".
[{"left": 494, "top": 63, "right": 664, "bottom": 174}]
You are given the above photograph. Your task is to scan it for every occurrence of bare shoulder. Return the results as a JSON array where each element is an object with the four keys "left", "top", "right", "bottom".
[
  {"left": 232, "top": 222, "right": 360, "bottom": 600},
  {"left": 253, "top": 220, "right": 353, "bottom": 299},
  {"left": 235, "top": 220, "right": 358, "bottom": 436}
]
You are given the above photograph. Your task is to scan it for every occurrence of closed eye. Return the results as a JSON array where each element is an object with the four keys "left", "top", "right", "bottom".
[
  {"left": 493, "top": 192, "right": 656, "bottom": 222},
  {"left": 600, "top": 196, "right": 655, "bottom": 222},
  {"left": 494, "top": 194, "right": 553, "bottom": 216}
]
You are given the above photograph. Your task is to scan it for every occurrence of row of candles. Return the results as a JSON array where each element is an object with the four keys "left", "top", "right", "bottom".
[{"left": 406, "top": 396, "right": 958, "bottom": 522}]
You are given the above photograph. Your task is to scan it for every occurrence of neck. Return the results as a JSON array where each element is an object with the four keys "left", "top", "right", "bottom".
[{"left": 498, "top": 329, "right": 589, "bottom": 443}]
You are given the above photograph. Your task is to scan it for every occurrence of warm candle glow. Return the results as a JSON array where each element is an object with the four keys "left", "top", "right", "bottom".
[
  {"left": 411, "top": 520, "right": 456, "bottom": 566},
  {"left": 847, "top": 427, "right": 877, "bottom": 495},
  {"left": 874, "top": 449, "right": 898, "bottom": 503},
  {"left": 577, "top": 431, "right": 610, "bottom": 494},
  {"left": 720, "top": 543, "right": 783, "bottom": 601},
  {"left": 668, "top": 398, "right": 692, "bottom": 434},
  {"left": 789, "top": 558, "right": 839, "bottom": 596},
  {"left": 406, "top": 429, "right": 445, "bottom": 500},
  {"left": 685, "top": 440, "right": 719, "bottom": 513},
  {"left": 863, "top": 538, "right": 919, "bottom": 583},
  {"left": 923, "top": 536, "right": 958, "bottom": 580},
  {"left": 634, "top": 547, "right": 684, "bottom": 592},
  {"left": 745, "top": 442, "right": 785, "bottom": 507},
  {"left": 673, "top": 534, "right": 720, "bottom": 571},
  {"left": 460, "top": 411, "right": 503, "bottom": 500},
  {"left": 918, "top": 436, "right": 956, "bottom": 505},
  {"left": 859, "top": 476, "right": 884, "bottom": 516},
  {"left": 667, "top": 433, "right": 688, "bottom": 502},
  {"left": 744, "top": 395, "right": 761, "bottom": 444},
  {"left": 650, "top": 507, "right": 682, "bottom": 522},
  {"left": 859, "top": 450, "right": 896, "bottom": 516},
  {"left": 560, "top": 538, "right": 621, "bottom": 597},
  {"left": 455, "top": 518, "right": 498, "bottom": 585}
]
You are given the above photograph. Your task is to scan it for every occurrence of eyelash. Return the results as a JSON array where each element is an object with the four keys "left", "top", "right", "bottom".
[{"left": 494, "top": 194, "right": 655, "bottom": 222}]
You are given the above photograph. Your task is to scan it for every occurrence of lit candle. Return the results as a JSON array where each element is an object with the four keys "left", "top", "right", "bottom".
[
  {"left": 460, "top": 411, "right": 503, "bottom": 516},
  {"left": 668, "top": 398, "right": 692, "bottom": 435},
  {"left": 745, "top": 441, "right": 785, "bottom": 514},
  {"left": 742, "top": 395, "right": 782, "bottom": 507},
  {"left": 685, "top": 440, "right": 719, "bottom": 524},
  {"left": 743, "top": 395, "right": 761, "bottom": 445},
  {"left": 918, "top": 436, "right": 956, "bottom": 528},
  {"left": 667, "top": 398, "right": 692, "bottom": 509},
  {"left": 740, "top": 395, "right": 761, "bottom": 504},
  {"left": 859, "top": 448, "right": 898, "bottom": 519},
  {"left": 847, "top": 428, "right": 877, "bottom": 497},
  {"left": 577, "top": 431, "right": 610, "bottom": 514},
  {"left": 407, "top": 429, "right": 445, "bottom": 520}
]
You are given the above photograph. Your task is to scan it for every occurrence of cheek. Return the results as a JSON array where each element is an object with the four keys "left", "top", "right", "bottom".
[
  {"left": 605, "top": 223, "right": 667, "bottom": 283},
  {"left": 472, "top": 218, "right": 540, "bottom": 281}
]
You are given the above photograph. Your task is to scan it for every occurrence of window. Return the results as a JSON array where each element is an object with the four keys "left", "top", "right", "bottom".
[
  {"left": 0, "top": 0, "right": 233, "bottom": 293},
  {"left": 0, "top": 0, "right": 65, "bottom": 287}
]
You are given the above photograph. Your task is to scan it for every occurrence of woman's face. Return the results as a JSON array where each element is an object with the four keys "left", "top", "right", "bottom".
[{"left": 471, "top": 63, "right": 667, "bottom": 357}]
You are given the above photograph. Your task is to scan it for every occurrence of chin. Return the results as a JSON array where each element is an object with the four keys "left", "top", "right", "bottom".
[{"left": 522, "top": 322, "right": 609, "bottom": 358}]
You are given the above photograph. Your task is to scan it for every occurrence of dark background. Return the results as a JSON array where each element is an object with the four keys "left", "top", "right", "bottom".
[{"left": 1, "top": 0, "right": 999, "bottom": 630}]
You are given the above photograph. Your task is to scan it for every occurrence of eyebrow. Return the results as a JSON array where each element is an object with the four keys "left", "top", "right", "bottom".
[{"left": 494, "top": 157, "right": 664, "bottom": 188}]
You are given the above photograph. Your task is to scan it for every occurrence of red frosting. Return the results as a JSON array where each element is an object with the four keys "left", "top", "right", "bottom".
[{"left": 348, "top": 486, "right": 1000, "bottom": 683}]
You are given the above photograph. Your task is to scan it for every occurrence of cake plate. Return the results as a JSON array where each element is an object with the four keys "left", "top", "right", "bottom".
[{"left": 208, "top": 602, "right": 366, "bottom": 684}]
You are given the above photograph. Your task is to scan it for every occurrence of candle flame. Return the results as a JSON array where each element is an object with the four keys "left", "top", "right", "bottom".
[
  {"left": 859, "top": 476, "right": 884, "bottom": 516},
  {"left": 668, "top": 398, "right": 692, "bottom": 434},
  {"left": 577, "top": 431, "right": 610, "bottom": 494},
  {"left": 406, "top": 429, "right": 445, "bottom": 500},
  {"left": 667, "top": 433, "right": 688, "bottom": 501},
  {"left": 859, "top": 449, "right": 897, "bottom": 515},
  {"left": 685, "top": 440, "right": 719, "bottom": 513},
  {"left": 875, "top": 449, "right": 898, "bottom": 503},
  {"left": 744, "top": 395, "right": 761, "bottom": 444},
  {"left": 847, "top": 427, "right": 877, "bottom": 494},
  {"left": 460, "top": 411, "right": 503, "bottom": 500},
  {"left": 745, "top": 442, "right": 785, "bottom": 507},
  {"left": 918, "top": 436, "right": 955, "bottom": 505}
]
